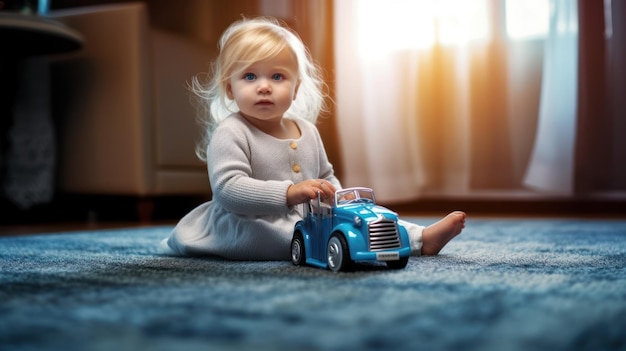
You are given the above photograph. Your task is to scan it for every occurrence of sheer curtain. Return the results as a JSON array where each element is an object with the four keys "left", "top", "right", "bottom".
[
  {"left": 334, "top": 0, "right": 548, "bottom": 202},
  {"left": 524, "top": 0, "right": 626, "bottom": 196},
  {"left": 523, "top": 0, "right": 578, "bottom": 194}
]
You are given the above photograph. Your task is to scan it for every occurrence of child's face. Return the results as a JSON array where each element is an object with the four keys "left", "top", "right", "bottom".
[{"left": 226, "top": 48, "right": 300, "bottom": 124}]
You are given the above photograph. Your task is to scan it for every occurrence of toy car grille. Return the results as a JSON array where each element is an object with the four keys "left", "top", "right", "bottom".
[{"left": 368, "top": 218, "right": 402, "bottom": 251}]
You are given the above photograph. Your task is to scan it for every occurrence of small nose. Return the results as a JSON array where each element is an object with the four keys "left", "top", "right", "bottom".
[{"left": 257, "top": 79, "right": 272, "bottom": 94}]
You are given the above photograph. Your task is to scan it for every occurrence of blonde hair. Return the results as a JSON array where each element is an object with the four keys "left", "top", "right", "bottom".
[{"left": 191, "top": 16, "right": 327, "bottom": 162}]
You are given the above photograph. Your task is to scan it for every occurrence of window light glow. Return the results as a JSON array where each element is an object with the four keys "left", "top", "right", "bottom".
[
  {"left": 357, "top": 0, "right": 490, "bottom": 57},
  {"left": 505, "top": 0, "right": 550, "bottom": 39}
]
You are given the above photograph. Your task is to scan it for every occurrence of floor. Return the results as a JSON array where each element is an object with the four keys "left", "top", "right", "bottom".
[{"left": 0, "top": 194, "right": 204, "bottom": 237}]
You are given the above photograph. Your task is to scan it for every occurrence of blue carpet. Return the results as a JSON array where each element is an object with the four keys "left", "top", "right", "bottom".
[{"left": 1, "top": 218, "right": 625, "bottom": 351}]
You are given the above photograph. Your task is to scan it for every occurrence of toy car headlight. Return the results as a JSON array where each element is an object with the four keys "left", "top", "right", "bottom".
[{"left": 353, "top": 216, "right": 362, "bottom": 226}]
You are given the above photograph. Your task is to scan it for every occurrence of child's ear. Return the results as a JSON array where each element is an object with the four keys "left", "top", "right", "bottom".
[
  {"left": 226, "top": 83, "right": 234, "bottom": 100},
  {"left": 293, "top": 78, "right": 301, "bottom": 100}
]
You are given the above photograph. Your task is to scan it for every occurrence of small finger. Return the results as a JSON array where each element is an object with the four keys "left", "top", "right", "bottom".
[{"left": 321, "top": 180, "right": 336, "bottom": 193}]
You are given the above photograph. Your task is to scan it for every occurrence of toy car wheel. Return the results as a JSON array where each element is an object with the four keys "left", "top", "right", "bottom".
[
  {"left": 386, "top": 257, "right": 409, "bottom": 270},
  {"left": 291, "top": 232, "right": 305, "bottom": 266},
  {"left": 327, "top": 234, "right": 352, "bottom": 272}
]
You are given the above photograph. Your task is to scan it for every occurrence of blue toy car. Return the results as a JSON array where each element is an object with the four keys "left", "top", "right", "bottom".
[{"left": 291, "top": 187, "right": 411, "bottom": 272}]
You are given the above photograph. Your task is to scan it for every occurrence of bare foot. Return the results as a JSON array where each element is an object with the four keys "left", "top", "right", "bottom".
[{"left": 421, "top": 211, "right": 466, "bottom": 255}]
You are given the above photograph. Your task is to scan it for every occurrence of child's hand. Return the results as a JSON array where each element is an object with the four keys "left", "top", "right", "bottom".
[{"left": 287, "top": 179, "right": 336, "bottom": 207}]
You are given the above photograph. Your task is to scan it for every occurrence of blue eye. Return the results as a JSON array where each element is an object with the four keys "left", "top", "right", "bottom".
[
  {"left": 272, "top": 73, "right": 283, "bottom": 81},
  {"left": 244, "top": 73, "right": 256, "bottom": 81}
]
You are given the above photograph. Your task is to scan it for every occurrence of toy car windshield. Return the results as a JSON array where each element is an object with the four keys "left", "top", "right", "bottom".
[{"left": 335, "top": 188, "right": 376, "bottom": 206}]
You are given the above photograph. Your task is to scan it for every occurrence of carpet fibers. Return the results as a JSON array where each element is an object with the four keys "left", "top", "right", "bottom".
[{"left": 1, "top": 218, "right": 625, "bottom": 351}]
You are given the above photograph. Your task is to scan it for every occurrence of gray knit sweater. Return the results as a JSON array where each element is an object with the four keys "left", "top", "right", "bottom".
[{"left": 163, "top": 113, "right": 341, "bottom": 260}]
